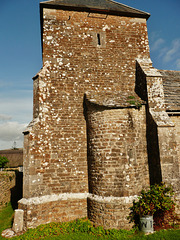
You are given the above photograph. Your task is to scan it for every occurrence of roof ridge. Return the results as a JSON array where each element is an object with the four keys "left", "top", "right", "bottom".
[
  {"left": 40, "top": 0, "right": 150, "bottom": 19},
  {"left": 159, "top": 69, "right": 180, "bottom": 73},
  {"left": 109, "top": 0, "right": 150, "bottom": 16}
]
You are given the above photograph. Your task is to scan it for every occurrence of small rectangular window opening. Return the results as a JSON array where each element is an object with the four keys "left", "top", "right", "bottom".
[{"left": 97, "top": 33, "right": 101, "bottom": 45}]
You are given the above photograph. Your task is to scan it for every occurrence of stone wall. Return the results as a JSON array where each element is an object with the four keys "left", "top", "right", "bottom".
[
  {"left": 0, "top": 171, "right": 15, "bottom": 208},
  {"left": 136, "top": 60, "right": 180, "bottom": 215},
  {"left": 85, "top": 98, "right": 149, "bottom": 228},
  {"left": 158, "top": 126, "right": 179, "bottom": 192},
  {"left": 18, "top": 194, "right": 87, "bottom": 229},
  {"left": 19, "top": 3, "right": 179, "bottom": 231},
  {"left": 22, "top": 6, "right": 150, "bottom": 229},
  {"left": 24, "top": 8, "right": 150, "bottom": 198},
  {"left": 87, "top": 195, "right": 135, "bottom": 229},
  {"left": 170, "top": 115, "right": 180, "bottom": 157},
  {"left": 86, "top": 105, "right": 149, "bottom": 198},
  {"left": 168, "top": 115, "right": 180, "bottom": 217}
]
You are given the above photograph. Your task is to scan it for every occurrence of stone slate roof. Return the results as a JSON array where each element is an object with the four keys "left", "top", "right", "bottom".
[
  {"left": 85, "top": 91, "right": 146, "bottom": 109},
  {"left": 41, "top": 0, "right": 150, "bottom": 19},
  {"left": 159, "top": 70, "right": 180, "bottom": 111}
]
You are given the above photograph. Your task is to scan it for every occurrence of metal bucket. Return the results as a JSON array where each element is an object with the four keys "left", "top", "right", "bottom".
[{"left": 140, "top": 215, "right": 154, "bottom": 233}]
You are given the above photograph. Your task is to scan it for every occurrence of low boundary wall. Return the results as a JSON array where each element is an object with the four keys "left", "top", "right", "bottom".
[{"left": 0, "top": 171, "right": 16, "bottom": 208}]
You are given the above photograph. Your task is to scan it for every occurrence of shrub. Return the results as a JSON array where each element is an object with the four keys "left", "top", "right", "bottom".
[
  {"left": 0, "top": 156, "right": 9, "bottom": 168},
  {"left": 128, "top": 183, "right": 176, "bottom": 230}
]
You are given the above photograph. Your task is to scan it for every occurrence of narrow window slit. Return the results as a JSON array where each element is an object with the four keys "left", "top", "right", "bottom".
[{"left": 97, "top": 33, "right": 101, "bottom": 45}]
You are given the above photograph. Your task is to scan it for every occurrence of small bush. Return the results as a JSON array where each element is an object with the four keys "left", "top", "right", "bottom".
[
  {"left": 128, "top": 183, "right": 176, "bottom": 230},
  {"left": 0, "top": 156, "right": 9, "bottom": 168}
]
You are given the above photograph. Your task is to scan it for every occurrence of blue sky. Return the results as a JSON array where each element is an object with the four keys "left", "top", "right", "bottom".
[{"left": 0, "top": 0, "right": 180, "bottom": 150}]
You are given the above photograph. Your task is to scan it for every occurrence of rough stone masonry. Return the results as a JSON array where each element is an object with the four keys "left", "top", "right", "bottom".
[{"left": 17, "top": 0, "right": 180, "bottom": 230}]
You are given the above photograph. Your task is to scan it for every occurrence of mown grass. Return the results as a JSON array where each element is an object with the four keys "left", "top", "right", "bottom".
[
  {"left": 0, "top": 203, "right": 179, "bottom": 240},
  {"left": 0, "top": 203, "right": 14, "bottom": 240}
]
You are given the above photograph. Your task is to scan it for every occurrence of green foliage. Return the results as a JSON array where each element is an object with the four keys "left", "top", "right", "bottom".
[
  {"left": 44, "top": 229, "right": 180, "bottom": 240},
  {"left": 10, "top": 218, "right": 135, "bottom": 240},
  {"left": 11, "top": 221, "right": 180, "bottom": 240},
  {"left": 131, "top": 229, "right": 180, "bottom": 240},
  {"left": 128, "top": 96, "right": 135, "bottom": 99},
  {"left": 128, "top": 183, "right": 176, "bottom": 230},
  {"left": 0, "top": 156, "right": 9, "bottom": 168},
  {"left": 127, "top": 99, "right": 142, "bottom": 109},
  {"left": 43, "top": 232, "right": 104, "bottom": 240},
  {"left": 0, "top": 205, "right": 179, "bottom": 240}
]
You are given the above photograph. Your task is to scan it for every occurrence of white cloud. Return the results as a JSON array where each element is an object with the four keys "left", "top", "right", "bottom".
[
  {"left": 0, "top": 139, "right": 23, "bottom": 150},
  {"left": 150, "top": 31, "right": 161, "bottom": 42},
  {"left": 151, "top": 38, "right": 165, "bottom": 51},
  {"left": 0, "top": 95, "right": 33, "bottom": 123},
  {"left": 0, "top": 121, "right": 27, "bottom": 150},
  {"left": 0, "top": 89, "right": 32, "bottom": 149},
  {"left": 150, "top": 34, "right": 180, "bottom": 70},
  {"left": 0, "top": 114, "right": 12, "bottom": 121},
  {"left": 158, "top": 46, "right": 168, "bottom": 58},
  {"left": 163, "top": 39, "right": 180, "bottom": 63}
]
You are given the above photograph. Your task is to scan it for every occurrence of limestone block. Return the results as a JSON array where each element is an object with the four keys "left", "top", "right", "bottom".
[
  {"left": 1, "top": 229, "right": 15, "bottom": 238},
  {"left": 12, "top": 209, "right": 24, "bottom": 233}
]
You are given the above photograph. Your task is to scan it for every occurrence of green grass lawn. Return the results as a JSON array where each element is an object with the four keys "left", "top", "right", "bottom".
[
  {"left": 0, "top": 203, "right": 179, "bottom": 240},
  {"left": 0, "top": 203, "right": 14, "bottom": 240}
]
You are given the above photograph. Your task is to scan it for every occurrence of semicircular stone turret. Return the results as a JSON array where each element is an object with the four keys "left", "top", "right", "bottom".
[{"left": 85, "top": 92, "right": 149, "bottom": 228}]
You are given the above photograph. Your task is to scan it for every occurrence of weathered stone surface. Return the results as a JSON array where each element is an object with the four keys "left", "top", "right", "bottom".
[
  {"left": 136, "top": 60, "right": 180, "bottom": 213},
  {"left": 23, "top": 7, "right": 150, "bottom": 200},
  {"left": 1, "top": 229, "right": 15, "bottom": 238},
  {"left": 18, "top": 0, "right": 179, "bottom": 231},
  {"left": 12, "top": 209, "right": 24, "bottom": 233},
  {"left": 88, "top": 195, "right": 135, "bottom": 229},
  {"left": 19, "top": 195, "right": 87, "bottom": 229},
  {"left": 0, "top": 171, "right": 15, "bottom": 209},
  {"left": 86, "top": 103, "right": 149, "bottom": 197}
]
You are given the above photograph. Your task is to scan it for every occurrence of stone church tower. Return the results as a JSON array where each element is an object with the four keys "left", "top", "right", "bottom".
[{"left": 18, "top": 0, "right": 180, "bottom": 230}]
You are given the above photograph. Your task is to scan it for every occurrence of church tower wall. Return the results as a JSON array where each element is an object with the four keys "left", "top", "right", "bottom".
[
  {"left": 20, "top": 5, "right": 150, "bottom": 229},
  {"left": 25, "top": 6, "right": 150, "bottom": 198}
]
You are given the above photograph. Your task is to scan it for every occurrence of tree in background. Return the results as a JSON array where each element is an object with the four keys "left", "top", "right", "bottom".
[{"left": 0, "top": 156, "right": 9, "bottom": 168}]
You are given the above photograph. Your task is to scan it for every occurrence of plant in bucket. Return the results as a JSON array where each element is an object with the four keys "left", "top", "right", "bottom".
[{"left": 128, "top": 183, "right": 176, "bottom": 233}]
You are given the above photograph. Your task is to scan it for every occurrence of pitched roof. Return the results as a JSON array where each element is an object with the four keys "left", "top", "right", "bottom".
[
  {"left": 159, "top": 70, "right": 180, "bottom": 112},
  {"left": 40, "top": 0, "right": 150, "bottom": 19},
  {"left": 0, "top": 149, "right": 23, "bottom": 167}
]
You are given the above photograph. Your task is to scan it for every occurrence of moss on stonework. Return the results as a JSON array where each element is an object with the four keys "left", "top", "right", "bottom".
[{"left": 127, "top": 100, "right": 142, "bottom": 109}]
